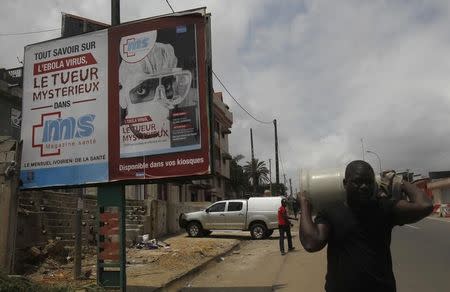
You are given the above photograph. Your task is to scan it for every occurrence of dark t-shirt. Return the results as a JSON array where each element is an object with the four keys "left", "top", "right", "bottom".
[{"left": 315, "top": 198, "right": 398, "bottom": 292}]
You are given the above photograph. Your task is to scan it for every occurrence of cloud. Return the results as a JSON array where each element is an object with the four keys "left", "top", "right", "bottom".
[{"left": 1, "top": 0, "right": 449, "bottom": 191}]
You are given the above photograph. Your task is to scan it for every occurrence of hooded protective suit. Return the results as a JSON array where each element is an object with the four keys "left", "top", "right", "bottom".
[{"left": 119, "top": 42, "right": 191, "bottom": 157}]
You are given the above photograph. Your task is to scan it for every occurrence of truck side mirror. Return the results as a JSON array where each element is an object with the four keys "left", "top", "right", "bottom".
[{"left": 205, "top": 208, "right": 210, "bottom": 213}]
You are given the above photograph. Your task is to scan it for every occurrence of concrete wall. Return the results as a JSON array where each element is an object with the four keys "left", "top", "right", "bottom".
[
  {"left": 14, "top": 191, "right": 98, "bottom": 273},
  {"left": 16, "top": 191, "right": 98, "bottom": 248},
  {"left": 0, "top": 141, "right": 19, "bottom": 273},
  {"left": 431, "top": 188, "right": 450, "bottom": 204},
  {"left": 0, "top": 80, "right": 21, "bottom": 139},
  {"left": 167, "top": 202, "right": 210, "bottom": 234},
  {"left": 146, "top": 200, "right": 209, "bottom": 238},
  {"left": 12, "top": 188, "right": 210, "bottom": 271},
  {"left": 428, "top": 178, "right": 450, "bottom": 204},
  {"left": 148, "top": 200, "right": 167, "bottom": 238},
  {"left": 14, "top": 190, "right": 148, "bottom": 271}
]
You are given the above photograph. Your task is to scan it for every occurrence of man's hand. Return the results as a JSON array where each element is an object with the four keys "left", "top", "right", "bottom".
[
  {"left": 378, "top": 170, "right": 404, "bottom": 200},
  {"left": 297, "top": 191, "right": 309, "bottom": 205},
  {"left": 393, "top": 181, "right": 433, "bottom": 225},
  {"left": 378, "top": 170, "right": 396, "bottom": 198}
]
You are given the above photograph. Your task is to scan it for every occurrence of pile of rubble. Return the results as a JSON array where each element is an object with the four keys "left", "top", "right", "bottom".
[
  {"left": 133, "top": 234, "right": 171, "bottom": 250},
  {"left": 22, "top": 233, "right": 241, "bottom": 289},
  {"left": 24, "top": 240, "right": 97, "bottom": 286}
]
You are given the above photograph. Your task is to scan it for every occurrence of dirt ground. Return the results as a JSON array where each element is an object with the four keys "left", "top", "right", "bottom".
[{"left": 26, "top": 233, "right": 240, "bottom": 290}]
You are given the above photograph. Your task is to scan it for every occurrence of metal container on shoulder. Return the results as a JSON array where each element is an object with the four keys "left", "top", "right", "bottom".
[
  {"left": 300, "top": 168, "right": 347, "bottom": 214},
  {"left": 300, "top": 167, "right": 405, "bottom": 214}
]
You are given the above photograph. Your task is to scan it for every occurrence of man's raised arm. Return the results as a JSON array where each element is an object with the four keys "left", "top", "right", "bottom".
[
  {"left": 393, "top": 181, "right": 433, "bottom": 225},
  {"left": 298, "top": 192, "right": 330, "bottom": 252}
]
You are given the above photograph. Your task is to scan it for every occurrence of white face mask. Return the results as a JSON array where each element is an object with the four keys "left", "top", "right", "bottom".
[
  {"left": 119, "top": 70, "right": 192, "bottom": 157},
  {"left": 127, "top": 69, "right": 192, "bottom": 110}
]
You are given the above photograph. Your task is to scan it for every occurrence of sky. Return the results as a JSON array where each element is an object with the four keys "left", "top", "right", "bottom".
[{"left": 1, "top": 0, "right": 450, "bottom": 192}]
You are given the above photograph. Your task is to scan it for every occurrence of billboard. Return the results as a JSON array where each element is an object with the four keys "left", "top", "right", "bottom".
[
  {"left": 108, "top": 14, "right": 211, "bottom": 181},
  {"left": 20, "top": 9, "right": 212, "bottom": 189},
  {"left": 21, "top": 30, "right": 109, "bottom": 188}
]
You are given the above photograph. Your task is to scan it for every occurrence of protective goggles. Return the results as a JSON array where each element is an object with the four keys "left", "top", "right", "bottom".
[{"left": 129, "top": 70, "right": 192, "bottom": 106}]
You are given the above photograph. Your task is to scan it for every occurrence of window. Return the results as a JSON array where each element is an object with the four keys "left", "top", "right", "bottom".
[
  {"left": 205, "top": 191, "right": 212, "bottom": 202},
  {"left": 135, "top": 185, "right": 144, "bottom": 200},
  {"left": 158, "top": 184, "right": 168, "bottom": 201},
  {"left": 178, "top": 185, "right": 183, "bottom": 202},
  {"left": 208, "top": 202, "right": 226, "bottom": 213},
  {"left": 217, "top": 177, "right": 222, "bottom": 188},
  {"left": 227, "top": 202, "right": 243, "bottom": 212},
  {"left": 214, "top": 121, "right": 220, "bottom": 134},
  {"left": 215, "top": 146, "right": 221, "bottom": 160}
]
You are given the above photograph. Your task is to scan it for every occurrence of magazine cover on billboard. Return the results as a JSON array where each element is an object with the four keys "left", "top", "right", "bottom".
[
  {"left": 108, "top": 13, "right": 212, "bottom": 181},
  {"left": 20, "top": 30, "right": 109, "bottom": 188},
  {"left": 118, "top": 24, "right": 201, "bottom": 158}
]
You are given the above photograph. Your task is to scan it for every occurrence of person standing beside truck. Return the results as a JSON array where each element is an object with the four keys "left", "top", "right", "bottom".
[
  {"left": 298, "top": 160, "right": 433, "bottom": 292},
  {"left": 278, "top": 198, "right": 294, "bottom": 255}
]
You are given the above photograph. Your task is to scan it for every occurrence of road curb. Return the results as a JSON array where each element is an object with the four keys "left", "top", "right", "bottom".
[{"left": 157, "top": 241, "right": 242, "bottom": 291}]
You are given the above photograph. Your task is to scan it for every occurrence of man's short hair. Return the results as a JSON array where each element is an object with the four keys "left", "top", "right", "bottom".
[{"left": 345, "top": 160, "right": 374, "bottom": 178}]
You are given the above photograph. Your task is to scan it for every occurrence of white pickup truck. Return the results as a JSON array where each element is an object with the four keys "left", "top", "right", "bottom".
[{"left": 179, "top": 197, "right": 282, "bottom": 239}]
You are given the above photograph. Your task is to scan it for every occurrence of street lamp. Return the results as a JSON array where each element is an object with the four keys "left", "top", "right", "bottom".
[{"left": 366, "top": 150, "right": 382, "bottom": 175}]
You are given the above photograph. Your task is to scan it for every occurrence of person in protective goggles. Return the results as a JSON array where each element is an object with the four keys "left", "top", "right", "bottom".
[{"left": 119, "top": 42, "right": 192, "bottom": 156}]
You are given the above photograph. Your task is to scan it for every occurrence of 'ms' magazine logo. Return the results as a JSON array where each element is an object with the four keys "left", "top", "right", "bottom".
[
  {"left": 120, "top": 30, "right": 157, "bottom": 63},
  {"left": 32, "top": 112, "right": 96, "bottom": 157}
]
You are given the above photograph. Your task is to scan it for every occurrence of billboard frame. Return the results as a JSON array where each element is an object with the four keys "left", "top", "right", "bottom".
[{"left": 19, "top": 8, "right": 214, "bottom": 190}]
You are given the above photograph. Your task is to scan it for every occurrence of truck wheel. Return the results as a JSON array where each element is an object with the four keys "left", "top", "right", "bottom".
[
  {"left": 187, "top": 222, "right": 202, "bottom": 237},
  {"left": 265, "top": 229, "right": 274, "bottom": 238},
  {"left": 250, "top": 223, "right": 267, "bottom": 240}
]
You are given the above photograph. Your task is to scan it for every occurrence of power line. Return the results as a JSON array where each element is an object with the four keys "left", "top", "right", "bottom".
[
  {"left": 213, "top": 71, "right": 273, "bottom": 125},
  {"left": 0, "top": 28, "right": 59, "bottom": 36},
  {"left": 166, "top": 0, "right": 175, "bottom": 13}
]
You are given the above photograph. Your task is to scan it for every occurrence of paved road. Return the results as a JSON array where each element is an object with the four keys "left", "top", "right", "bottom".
[
  {"left": 172, "top": 224, "right": 326, "bottom": 291},
  {"left": 172, "top": 217, "right": 450, "bottom": 291},
  {"left": 392, "top": 217, "right": 450, "bottom": 292}
]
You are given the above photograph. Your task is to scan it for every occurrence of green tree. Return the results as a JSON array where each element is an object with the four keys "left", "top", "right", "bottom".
[
  {"left": 243, "top": 158, "right": 270, "bottom": 194},
  {"left": 271, "top": 182, "right": 287, "bottom": 196},
  {"left": 229, "top": 154, "right": 248, "bottom": 198}
]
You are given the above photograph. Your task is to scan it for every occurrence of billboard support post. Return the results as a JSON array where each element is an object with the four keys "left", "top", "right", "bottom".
[
  {"left": 97, "top": 184, "right": 126, "bottom": 290},
  {"left": 74, "top": 192, "right": 82, "bottom": 279},
  {"left": 96, "top": 3, "right": 125, "bottom": 289}
]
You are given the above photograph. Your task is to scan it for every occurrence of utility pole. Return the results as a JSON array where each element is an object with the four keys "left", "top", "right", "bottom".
[
  {"left": 273, "top": 119, "right": 280, "bottom": 189},
  {"left": 366, "top": 150, "right": 382, "bottom": 175},
  {"left": 111, "top": 0, "right": 120, "bottom": 26},
  {"left": 289, "top": 178, "right": 293, "bottom": 197},
  {"left": 269, "top": 159, "right": 272, "bottom": 195},
  {"left": 283, "top": 174, "right": 287, "bottom": 196},
  {"left": 250, "top": 128, "right": 256, "bottom": 196},
  {"left": 361, "top": 138, "right": 365, "bottom": 161}
]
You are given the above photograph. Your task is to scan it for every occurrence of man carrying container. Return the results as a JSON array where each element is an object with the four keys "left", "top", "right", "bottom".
[{"left": 298, "top": 160, "right": 433, "bottom": 292}]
